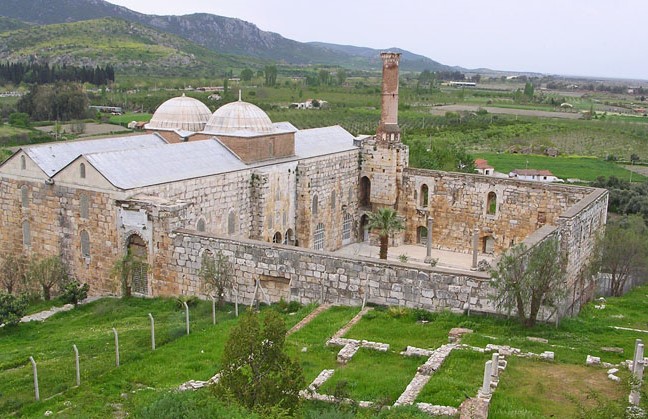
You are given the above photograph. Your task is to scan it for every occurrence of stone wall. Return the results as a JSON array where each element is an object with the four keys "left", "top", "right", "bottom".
[
  {"left": 0, "top": 178, "right": 121, "bottom": 294},
  {"left": 401, "top": 169, "right": 602, "bottom": 255},
  {"left": 168, "top": 230, "right": 497, "bottom": 315}
]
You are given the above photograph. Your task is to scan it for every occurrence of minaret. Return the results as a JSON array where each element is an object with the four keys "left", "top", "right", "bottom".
[
  {"left": 377, "top": 52, "right": 401, "bottom": 143},
  {"left": 358, "top": 52, "right": 409, "bottom": 208}
]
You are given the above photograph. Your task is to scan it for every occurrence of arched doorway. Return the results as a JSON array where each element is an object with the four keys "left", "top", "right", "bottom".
[
  {"left": 360, "top": 176, "right": 371, "bottom": 208},
  {"left": 284, "top": 229, "right": 295, "bottom": 245},
  {"left": 272, "top": 231, "right": 282, "bottom": 244},
  {"left": 126, "top": 234, "right": 149, "bottom": 295},
  {"left": 360, "top": 214, "right": 370, "bottom": 242}
]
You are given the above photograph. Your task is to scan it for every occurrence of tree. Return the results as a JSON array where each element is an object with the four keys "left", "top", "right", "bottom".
[
  {"left": 523, "top": 82, "right": 535, "bottom": 99},
  {"left": 0, "top": 254, "right": 26, "bottom": 294},
  {"left": 110, "top": 250, "right": 144, "bottom": 298},
  {"left": 61, "top": 280, "right": 89, "bottom": 306},
  {"left": 264, "top": 65, "right": 277, "bottom": 87},
  {"left": 490, "top": 238, "right": 566, "bottom": 327},
  {"left": 336, "top": 69, "right": 347, "bottom": 86},
  {"left": 631, "top": 153, "right": 640, "bottom": 164},
  {"left": 0, "top": 292, "right": 28, "bottom": 326},
  {"left": 595, "top": 215, "right": 648, "bottom": 296},
  {"left": 367, "top": 207, "right": 405, "bottom": 260},
  {"left": 199, "top": 250, "right": 233, "bottom": 307},
  {"left": 28, "top": 256, "right": 69, "bottom": 301},
  {"left": 240, "top": 68, "right": 254, "bottom": 82},
  {"left": 318, "top": 69, "right": 331, "bottom": 86},
  {"left": 215, "top": 310, "right": 304, "bottom": 416}
]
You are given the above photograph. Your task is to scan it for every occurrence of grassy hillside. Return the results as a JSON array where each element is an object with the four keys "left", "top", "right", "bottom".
[{"left": 0, "top": 18, "right": 266, "bottom": 77}]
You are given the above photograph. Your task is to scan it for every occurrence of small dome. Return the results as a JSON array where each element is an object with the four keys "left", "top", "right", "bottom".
[
  {"left": 204, "top": 100, "right": 273, "bottom": 134},
  {"left": 147, "top": 94, "right": 211, "bottom": 132}
]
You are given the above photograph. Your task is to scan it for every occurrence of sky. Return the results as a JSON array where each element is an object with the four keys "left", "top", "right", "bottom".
[{"left": 107, "top": 0, "right": 647, "bottom": 80}]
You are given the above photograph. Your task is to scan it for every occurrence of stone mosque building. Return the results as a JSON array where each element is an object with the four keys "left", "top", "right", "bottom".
[{"left": 0, "top": 53, "right": 608, "bottom": 319}]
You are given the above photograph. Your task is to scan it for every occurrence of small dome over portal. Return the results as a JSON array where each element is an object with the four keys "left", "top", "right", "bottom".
[
  {"left": 203, "top": 100, "right": 274, "bottom": 135},
  {"left": 146, "top": 94, "right": 211, "bottom": 132}
]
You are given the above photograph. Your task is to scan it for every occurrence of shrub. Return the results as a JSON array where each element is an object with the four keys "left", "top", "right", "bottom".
[
  {"left": 0, "top": 292, "right": 28, "bottom": 326},
  {"left": 274, "top": 298, "right": 302, "bottom": 314},
  {"left": 174, "top": 295, "right": 199, "bottom": 310},
  {"left": 60, "top": 280, "right": 89, "bottom": 306},
  {"left": 412, "top": 308, "right": 435, "bottom": 322},
  {"left": 387, "top": 306, "right": 409, "bottom": 319}
]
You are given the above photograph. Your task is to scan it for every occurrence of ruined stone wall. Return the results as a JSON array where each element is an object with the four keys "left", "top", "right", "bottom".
[
  {"left": 296, "top": 150, "right": 360, "bottom": 250},
  {"left": 168, "top": 230, "right": 497, "bottom": 315},
  {"left": 401, "top": 169, "right": 596, "bottom": 255},
  {"left": 557, "top": 189, "right": 609, "bottom": 314},
  {"left": 0, "top": 178, "right": 122, "bottom": 295}
]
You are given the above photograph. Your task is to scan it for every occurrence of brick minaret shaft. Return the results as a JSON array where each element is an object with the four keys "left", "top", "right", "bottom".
[{"left": 377, "top": 52, "right": 401, "bottom": 141}]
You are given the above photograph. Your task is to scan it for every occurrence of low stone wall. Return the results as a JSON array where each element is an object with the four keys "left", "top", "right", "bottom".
[{"left": 168, "top": 229, "right": 496, "bottom": 315}]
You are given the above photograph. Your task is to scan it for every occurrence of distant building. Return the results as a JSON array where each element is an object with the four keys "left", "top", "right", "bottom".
[
  {"left": 509, "top": 169, "right": 562, "bottom": 182},
  {"left": 474, "top": 159, "right": 494, "bottom": 176}
]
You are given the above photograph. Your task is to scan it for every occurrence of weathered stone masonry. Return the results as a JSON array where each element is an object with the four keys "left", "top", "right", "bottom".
[{"left": 169, "top": 230, "right": 497, "bottom": 315}]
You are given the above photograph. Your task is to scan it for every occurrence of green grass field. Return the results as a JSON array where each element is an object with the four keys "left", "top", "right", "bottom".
[
  {"left": 3, "top": 285, "right": 648, "bottom": 417},
  {"left": 475, "top": 152, "right": 646, "bottom": 182}
]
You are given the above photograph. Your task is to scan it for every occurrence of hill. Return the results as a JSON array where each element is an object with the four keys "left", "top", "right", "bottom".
[
  {"left": 0, "top": 0, "right": 457, "bottom": 72},
  {"left": 0, "top": 17, "right": 264, "bottom": 77},
  {"left": 0, "top": 16, "right": 30, "bottom": 32}
]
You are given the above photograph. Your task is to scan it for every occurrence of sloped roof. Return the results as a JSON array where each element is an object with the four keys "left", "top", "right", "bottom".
[
  {"left": 475, "top": 158, "right": 493, "bottom": 169},
  {"left": 83, "top": 139, "right": 246, "bottom": 189},
  {"left": 294, "top": 125, "right": 357, "bottom": 158},
  {"left": 511, "top": 169, "right": 554, "bottom": 177},
  {"left": 22, "top": 134, "right": 167, "bottom": 176}
]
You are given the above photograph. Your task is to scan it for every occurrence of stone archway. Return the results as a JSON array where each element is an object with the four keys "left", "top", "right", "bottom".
[
  {"left": 360, "top": 214, "right": 370, "bottom": 242},
  {"left": 126, "top": 233, "right": 149, "bottom": 295}
]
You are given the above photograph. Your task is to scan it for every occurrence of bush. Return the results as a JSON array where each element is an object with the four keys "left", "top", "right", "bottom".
[
  {"left": 174, "top": 295, "right": 199, "bottom": 310},
  {"left": 0, "top": 292, "right": 28, "bottom": 326},
  {"left": 60, "top": 280, "right": 89, "bottom": 306},
  {"left": 387, "top": 306, "right": 409, "bottom": 319},
  {"left": 274, "top": 298, "right": 302, "bottom": 314},
  {"left": 412, "top": 308, "right": 434, "bottom": 322}
]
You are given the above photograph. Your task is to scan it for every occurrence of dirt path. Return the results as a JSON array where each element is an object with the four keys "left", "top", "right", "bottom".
[
  {"left": 429, "top": 104, "right": 582, "bottom": 119},
  {"left": 287, "top": 303, "right": 331, "bottom": 336}
]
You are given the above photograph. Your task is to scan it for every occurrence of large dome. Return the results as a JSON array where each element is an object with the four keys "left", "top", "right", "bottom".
[
  {"left": 204, "top": 100, "right": 274, "bottom": 134},
  {"left": 147, "top": 94, "right": 211, "bottom": 132}
]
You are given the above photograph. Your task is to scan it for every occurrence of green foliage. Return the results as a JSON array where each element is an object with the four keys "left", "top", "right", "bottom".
[
  {"left": 174, "top": 294, "right": 199, "bottom": 310},
  {"left": 27, "top": 255, "right": 69, "bottom": 301},
  {"left": 264, "top": 65, "right": 278, "bottom": 87},
  {"left": 594, "top": 215, "right": 648, "bottom": 296},
  {"left": 215, "top": 310, "right": 304, "bottom": 415},
  {"left": 408, "top": 139, "right": 475, "bottom": 173},
  {"left": 0, "top": 292, "right": 27, "bottom": 326},
  {"left": 367, "top": 208, "right": 405, "bottom": 259},
  {"left": 411, "top": 308, "right": 434, "bottom": 322},
  {"left": 110, "top": 250, "right": 146, "bottom": 298},
  {"left": 140, "top": 389, "right": 259, "bottom": 419},
  {"left": 199, "top": 250, "right": 232, "bottom": 307},
  {"left": 592, "top": 176, "right": 648, "bottom": 218},
  {"left": 0, "top": 254, "right": 26, "bottom": 294},
  {"left": 490, "top": 238, "right": 566, "bottom": 327},
  {"left": 240, "top": 68, "right": 254, "bottom": 81},
  {"left": 17, "top": 82, "right": 90, "bottom": 121},
  {"left": 60, "top": 280, "right": 89, "bottom": 306},
  {"left": 8, "top": 112, "right": 29, "bottom": 128},
  {"left": 274, "top": 298, "right": 302, "bottom": 314}
]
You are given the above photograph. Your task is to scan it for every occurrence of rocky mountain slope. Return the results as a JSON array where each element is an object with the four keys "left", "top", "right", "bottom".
[{"left": 0, "top": 0, "right": 456, "bottom": 72}]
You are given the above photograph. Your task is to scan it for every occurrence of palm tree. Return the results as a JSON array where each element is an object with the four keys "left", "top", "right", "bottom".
[{"left": 367, "top": 207, "right": 405, "bottom": 260}]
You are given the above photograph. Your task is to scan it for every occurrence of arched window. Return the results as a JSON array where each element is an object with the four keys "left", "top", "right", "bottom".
[
  {"left": 22, "top": 220, "right": 31, "bottom": 246},
  {"left": 314, "top": 223, "right": 325, "bottom": 250},
  {"left": 284, "top": 228, "right": 295, "bottom": 245},
  {"left": 417, "top": 226, "right": 428, "bottom": 245},
  {"left": 272, "top": 232, "right": 282, "bottom": 243},
  {"left": 197, "top": 218, "right": 206, "bottom": 232},
  {"left": 420, "top": 184, "right": 429, "bottom": 207},
  {"left": 331, "top": 190, "right": 336, "bottom": 210},
  {"left": 80, "top": 230, "right": 90, "bottom": 258},
  {"left": 228, "top": 210, "right": 236, "bottom": 234},
  {"left": 360, "top": 176, "right": 371, "bottom": 207},
  {"left": 487, "top": 192, "right": 497, "bottom": 215},
  {"left": 20, "top": 185, "right": 28, "bottom": 208},
  {"left": 312, "top": 194, "right": 319, "bottom": 215},
  {"left": 80, "top": 194, "right": 89, "bottom": 219},
  {"left": 20, "top": 155, "right": 26, "bottom": 170},
  {"left": 79, "top": 163, "right": 86, "bottom": 179},
  {"left": 342, "top": 213, "right": 352, "bottom": 242}
]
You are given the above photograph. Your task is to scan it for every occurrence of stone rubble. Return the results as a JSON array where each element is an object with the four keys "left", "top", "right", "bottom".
[
  {"left": 586, "top": 355, "right": 601, "bottom": 366},
  {"left": 400, "top": 346, "right": 435, "bottom": 358},
  {"left": 527, "top": 336, "right": 549, "bottom": 344},
  {"left": 417, "top": 403, "right": 458, "bottom": 417}
]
